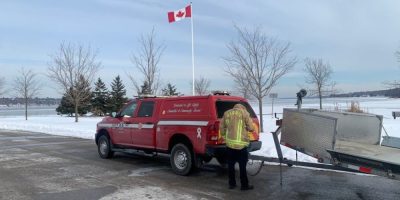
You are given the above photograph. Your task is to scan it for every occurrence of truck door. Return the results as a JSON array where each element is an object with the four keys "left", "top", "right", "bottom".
[
  {"left": 112, "top": 101, "right": 137, "bottom": 146},
  {"left": 131, "top": 100, "right": 156, "bottom": 149}
]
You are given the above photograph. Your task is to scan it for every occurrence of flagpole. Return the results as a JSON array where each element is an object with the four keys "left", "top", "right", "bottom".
[{"left": 190, "top": 2, "right": 195, "bottom": 96}]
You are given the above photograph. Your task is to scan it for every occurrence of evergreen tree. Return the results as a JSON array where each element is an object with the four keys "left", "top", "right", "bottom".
[
  {"left": 72, "top": 75, "right": 92, "bottom": 115},
  {"left": 56, "top": 94, "right": 74, "bottom": 116},
  {"left": 56, "top": 82, "right": 91, "bottom": 116},
  {"left": 162, "top": 83, "right": 179, "bottom": 96},
  {"left": 91, "top": 78, "right": 109, "bottom": 116},
  {"left": 110, "top": 75, "right": 127, "bottom": 111},
  {"left": 140, "top": 81, "right": 152, "bottom": 95}
]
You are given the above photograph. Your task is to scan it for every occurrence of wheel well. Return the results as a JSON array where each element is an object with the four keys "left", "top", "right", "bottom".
[
  {"left": 168, "top": 134, "right": 193, "bottom": 153},
  {"left": 96, "top": 129, "right": 110, "bottom": 145}
]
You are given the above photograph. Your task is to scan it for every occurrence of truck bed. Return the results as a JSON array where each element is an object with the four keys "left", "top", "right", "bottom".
[{"left": 334, "top": 140, "right": 400, "bottom": 166}]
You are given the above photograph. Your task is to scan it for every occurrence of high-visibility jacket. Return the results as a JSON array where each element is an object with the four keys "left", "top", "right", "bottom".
[{"left": 220, "top": 104, "right": 254, "bottom": 150}]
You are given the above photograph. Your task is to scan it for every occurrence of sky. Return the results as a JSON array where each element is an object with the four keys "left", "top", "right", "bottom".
[{"left": 1, "top": 0, "right": 400, "bottom": 98}]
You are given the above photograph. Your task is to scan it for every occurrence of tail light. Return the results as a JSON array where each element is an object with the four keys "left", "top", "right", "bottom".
[
  {"left": 248, "top": 119, "right": 260, "bottom": 141},
  {"left": 207, "top": 120, "right": 220, "bottom": 145}
]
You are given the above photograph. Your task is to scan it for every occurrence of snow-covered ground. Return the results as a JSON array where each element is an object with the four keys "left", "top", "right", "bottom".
[{"left": 1, "top": 97, "right": 400, "bottom": 163}]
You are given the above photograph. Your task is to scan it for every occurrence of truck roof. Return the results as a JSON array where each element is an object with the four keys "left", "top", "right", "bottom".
[{"left": 134, "top": 94, "right": 248, "bottom": 102}]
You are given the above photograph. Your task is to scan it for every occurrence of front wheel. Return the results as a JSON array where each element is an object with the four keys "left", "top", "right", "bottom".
[
  {"left": 170, "top": 143, "right": 193, "bottom": 176},
  {"left": 97, "top": 135, "right": 114, "bottom": 159}
]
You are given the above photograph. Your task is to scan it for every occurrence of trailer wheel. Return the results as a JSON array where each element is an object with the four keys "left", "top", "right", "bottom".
[
  {"left": 98, "top": 135, "right": 114, "bottom": 159},
  {"left": 170, "top": 143, "right": 193, "bottom": 176}
]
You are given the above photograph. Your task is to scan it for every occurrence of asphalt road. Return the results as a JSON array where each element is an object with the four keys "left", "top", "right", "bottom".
[{"left": 0, "top": 129, "right": 399, "bottom": 200}]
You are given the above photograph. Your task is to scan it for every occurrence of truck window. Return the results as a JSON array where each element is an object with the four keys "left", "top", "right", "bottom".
[
  {"left": 137, "top": 101, "right": 155, "bottom": 117},
  {"left": 215, "top": 101, "right": 257, "bottom": 118},
  {"left": 120, "top": 101, "right": 137, "bottom": 117}
]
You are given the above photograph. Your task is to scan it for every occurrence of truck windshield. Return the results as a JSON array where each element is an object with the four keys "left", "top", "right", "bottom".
[{"left": 215, "top": 101, "right": 257, "bottom": 118}]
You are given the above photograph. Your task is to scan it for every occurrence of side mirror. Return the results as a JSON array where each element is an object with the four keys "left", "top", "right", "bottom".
[{"left": 111, "top": 112, "right": 117, "bottom": 118}]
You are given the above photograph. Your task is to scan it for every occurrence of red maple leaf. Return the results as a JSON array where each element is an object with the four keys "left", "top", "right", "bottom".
[{"left": 176, "top": 11, "right": 185, "bottom": 18}]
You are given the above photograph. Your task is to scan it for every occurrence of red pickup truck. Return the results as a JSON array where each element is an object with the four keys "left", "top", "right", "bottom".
[{"left": 95, "top": 93, "right": 261, "bottom": 175}]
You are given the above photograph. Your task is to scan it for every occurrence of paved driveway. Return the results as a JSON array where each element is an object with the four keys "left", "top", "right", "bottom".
[{"left": 0, "top": 129, "right": 399, "bottom": 200}]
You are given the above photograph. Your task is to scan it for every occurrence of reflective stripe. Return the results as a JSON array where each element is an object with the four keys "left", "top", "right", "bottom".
[
  {"left": 347, "top": 164, "right": 372, "bottom": 174},
  {"left": 97, "top": 123, "right": 154, "bottom": 129},
  {"left": 141, "top": 124, "right": 155, "bottom": 129},
  {"left": 125, "top": 124, "right": 136, "bottom": 128},
  {"left": 98, "top": 124, "right": 114, "bottom": 128},
  {"left": 157, "top": 120, "right": 208, "bottom": 126},
  {"left": 99, "top": 121, "right": 208, "bottom": 129},
  {"left": 237, "top": 119, "right": 243, "bottom": 141},
  {"left": 126, "top": 124, "right": 155, "bottom": 129},
  {"left": 225, "top": 138, "right": 248, "bottom": 146}
]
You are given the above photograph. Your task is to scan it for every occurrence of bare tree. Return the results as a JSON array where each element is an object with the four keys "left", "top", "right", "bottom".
[
  {"left": 232, "top": 71, "right": 253, "bottom": 100},
  {"left": 14, "top": 68, "right": 41, "bottom": 120},
  {"left": 304, "top": 58, "right": 335, "bottom": 109},
  {"left": 194, "top": 76, "right": 211, "bottom": 95},
  {"left": 224, "top": 26, "right": 296, "bottom": 132},
  {"left": 0, "top": 76, "right": 6, "bottom": 96},
  {"left": 48, "top": 42, "right": 100, "bottom": 122},
  {"left": 129, "top": 28, "right": 165, "bottom": 95}
]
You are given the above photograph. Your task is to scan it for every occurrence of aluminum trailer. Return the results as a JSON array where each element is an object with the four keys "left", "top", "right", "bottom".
[{"left": 274, "top": 108, "right": 400, "bottom": 180}]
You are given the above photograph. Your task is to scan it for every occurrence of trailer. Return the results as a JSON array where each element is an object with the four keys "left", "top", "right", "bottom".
[{"left": 249, "top": 108, "right": 400, "bottom": 180}]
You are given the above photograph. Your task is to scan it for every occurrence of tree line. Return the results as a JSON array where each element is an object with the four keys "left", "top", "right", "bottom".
[{"left": 56, "top": 76, "right": 180, "bottom": 117}]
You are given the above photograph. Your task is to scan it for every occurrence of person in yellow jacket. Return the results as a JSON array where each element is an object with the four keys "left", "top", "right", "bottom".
[{"left": 220, "top": 104, "right": 254, "bottom": 190}]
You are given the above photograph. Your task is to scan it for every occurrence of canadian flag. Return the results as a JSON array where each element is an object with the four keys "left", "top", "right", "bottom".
[{"left": 168, "top": 5, "right": 191, "bottom": 23}]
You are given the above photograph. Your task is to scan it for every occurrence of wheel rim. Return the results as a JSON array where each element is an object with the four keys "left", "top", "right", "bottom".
[
  {"left": 174, "top": 150, "right": 188, "bottom": 170},
  {"left": 99, "top": 139, "right": 108, "bottom": 155}
]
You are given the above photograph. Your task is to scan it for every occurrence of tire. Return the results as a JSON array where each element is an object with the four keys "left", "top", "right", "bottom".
[
  {"left": 170, "top": 143, "right": 193, "bottom": 176},
  {"left": 97, "top": 135, "right": 114, "bottom": 159}
]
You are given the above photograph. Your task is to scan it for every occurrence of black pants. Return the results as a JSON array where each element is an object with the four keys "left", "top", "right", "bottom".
[{"left": 227, "top": 147, "right": 249, "bottom": 187}]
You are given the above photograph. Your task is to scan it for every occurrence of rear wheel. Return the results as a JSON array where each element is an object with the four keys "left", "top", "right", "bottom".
[
  {"left": 170, "top": 143, "right": 193, "bottom": 176},
  {"left": 98, "top": 135, "right": 114, "bottom": 159}
]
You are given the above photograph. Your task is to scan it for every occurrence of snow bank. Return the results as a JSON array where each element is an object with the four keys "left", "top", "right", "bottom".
[{"left": 0, "top": 115, "right": 99, "bottom": 140}]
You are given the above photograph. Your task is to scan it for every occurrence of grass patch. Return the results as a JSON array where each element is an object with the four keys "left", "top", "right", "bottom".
[{"left": 346, "top": 101, "right": 364, "bottom": 113}]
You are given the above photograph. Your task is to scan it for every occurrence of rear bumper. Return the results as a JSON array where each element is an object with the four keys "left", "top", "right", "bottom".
[{"left": 205, "top": 141, "right": 262, "bottom": 157}]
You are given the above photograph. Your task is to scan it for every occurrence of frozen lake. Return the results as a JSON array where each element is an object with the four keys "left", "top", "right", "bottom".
[
  {"left": 0, "top": 106, "right": 57, "bottom": 117},
  {"left": 0, "top": 97, "right": 398, "bottom": 118}
]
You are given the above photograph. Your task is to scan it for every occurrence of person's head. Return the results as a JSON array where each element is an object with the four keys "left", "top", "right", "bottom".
[{"left": 233, "top": 104, "right": 246, "bottom": 111}]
